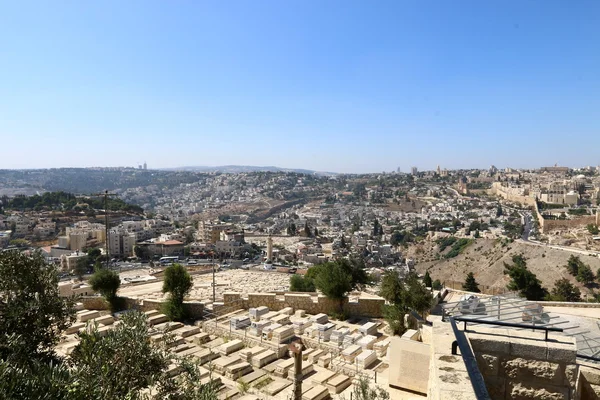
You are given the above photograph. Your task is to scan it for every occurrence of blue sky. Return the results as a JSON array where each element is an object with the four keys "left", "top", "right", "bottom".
[{"left": 1, "top": 1, "right": 599, "bottom": 173}]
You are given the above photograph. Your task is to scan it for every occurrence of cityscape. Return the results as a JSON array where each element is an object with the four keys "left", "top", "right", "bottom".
[{"left": 2, "top": 1, "right": 600, "bottom": 400}]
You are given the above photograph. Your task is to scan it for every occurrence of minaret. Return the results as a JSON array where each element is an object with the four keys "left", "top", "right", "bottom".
[{"left": 267, "top": 235, "right": 273, "bottom": 262}]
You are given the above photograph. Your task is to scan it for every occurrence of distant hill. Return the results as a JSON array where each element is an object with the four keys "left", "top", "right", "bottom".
[{"left": 165, "top": 165, "right": 338, "bottom": 176}]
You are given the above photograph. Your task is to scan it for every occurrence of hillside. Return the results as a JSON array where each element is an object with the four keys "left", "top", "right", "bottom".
[{"left": 410, "top": 238, "right": 600, "bottom": 294}]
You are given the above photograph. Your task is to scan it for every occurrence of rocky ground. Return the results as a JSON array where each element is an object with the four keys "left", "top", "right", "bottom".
[{"left": 411, "top": 238, "right": 600, "bottom": 294}]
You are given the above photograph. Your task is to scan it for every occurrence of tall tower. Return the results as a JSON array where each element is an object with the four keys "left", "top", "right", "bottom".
[
  {"left": 143, "top": 162, "right": 147, "bottom": 170},
  {"left": 266, "top": 235, "right": 273, "bottom": 262}
]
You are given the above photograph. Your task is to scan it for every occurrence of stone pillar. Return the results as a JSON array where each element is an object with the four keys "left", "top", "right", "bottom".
[{"left": 267, "top": 235, "right": 273, "bottom": 262}]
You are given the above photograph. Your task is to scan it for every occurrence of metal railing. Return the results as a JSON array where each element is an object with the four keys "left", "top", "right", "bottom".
[{"left": 453, "top": 316, "right": 564, "bottom": 341}]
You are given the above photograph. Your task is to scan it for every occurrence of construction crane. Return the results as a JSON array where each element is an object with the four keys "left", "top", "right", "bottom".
[{"left": 91, "top": 190, "right": 118, "bottom": 268}]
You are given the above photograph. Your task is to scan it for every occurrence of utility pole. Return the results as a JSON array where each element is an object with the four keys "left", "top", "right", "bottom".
[
  {"left": 289, "top": 340, "right": 304, "bottom": 400},
  {"left": 92, "top": 190, "right": 117, "bottom": 268}
]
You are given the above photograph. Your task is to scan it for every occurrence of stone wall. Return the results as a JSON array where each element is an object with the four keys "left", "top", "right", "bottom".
[
  {"left": 543, "top": 215, "right": 598, "bottom": 232},
  {"left": 79, "top": 296, "right": 205, "bottom": 320},
  {"left": 217, "top": 292, "right": 385, "bottom": 318},
  {"left": 468, "top": 327, "right": 578, "bottom": 400}
]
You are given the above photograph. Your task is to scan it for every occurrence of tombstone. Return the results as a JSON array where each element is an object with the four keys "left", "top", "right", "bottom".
[
  {"left": 330, "top": 327, "right": 349, "bottom": 345},
  {"left": 216, "top": 339, "right": 244, "bottom": 356},
  {"left": 358, "top": 322, "right": 378, "bottom": 336},
  {"left": 311, "top": 313, "right": 329, "bottom": 324},
  {"left": 262, "top": 323, "right": 282, "bottom": 341},
  {"left": 316, "top": 323, "right": 336, "bottom": 342},
  {"left": 250, "top": 320, "right": 271, "bottom": 337},
  {"left": 355, "top": 349, "right": 377, "bottom": 369},
  {"left": 270, "top": 314, "right": 290, "bottom": 325},
  {"left": 279, "top": 307, "right": 294, "bottom": 315},
  {"left": 357, "top": 335, "right": 377, "bottom": 350},
  {"left": 326, "top": 374, "right": 351, "bottom": 394},
  {"left": 271, "top": 326, "right": 294, "bottom": 344},
  {"left": 230, "top": 316, "right": 251, "bottom": 330},
  {"left": 249, "top": 306, "right": 269, "bottom": 320},
  {"left": 341, "top": 344, "right": 362, "bottom": 362}
]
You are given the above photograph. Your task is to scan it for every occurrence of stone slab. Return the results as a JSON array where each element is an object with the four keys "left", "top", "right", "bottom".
[{"left": 387, "top": 337, "right": 430, "bottom": 395}]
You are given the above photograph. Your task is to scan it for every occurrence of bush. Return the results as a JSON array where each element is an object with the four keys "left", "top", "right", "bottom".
[
  {"left": 162, "top": 264, "right": 193, "bottom": 321},
  {"left": 89, "top": 268, "right": 121, "bottom": 312},
  {"left": 432, "top": 280, "right": 442, "bottom": 290},
  {"left": 289, "top": 274, "right": 316, "bottom": 292}
]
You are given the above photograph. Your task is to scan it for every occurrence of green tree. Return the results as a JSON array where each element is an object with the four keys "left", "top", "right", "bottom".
[
  {"left": 504, "top": 254, "right": 548, "bottom": 300},
  {"left": 289, "top": 275, "right": 316, "bottom": 292},
  {"left": 496, "top": 205, "right": 503, "bottom": 217},
  {"left": 86, "top": 247, "right": 102, "bottom": 263},
  {"left": 379, "top": 271, "right": 432, "bottom": 333},
  {"left": 74, "top": 256, "right": 89, "bottom": 280},
  {"left": 314, "top": 227, "right": 319, "bottom": 237},
  {"left": 0, "top": 250, "right": 76, "bottom": 364},
  {"left": 548, "top": 278, "right": 581, "bottom": 302},
  {"left": 70, "top": 311, "right": 170, "bottom": 398},
  {"left": 89, "top": 268, "right": 121, "bottom": 311},
  {"left": 587, "top": 224, "right": 599, "bottom": 235},
  {"left": 462, "top": 272, "right": 481, "bottom": 293},
  {"left": 577, "top": 264, "right": 595, "bottom": 286},
  {"left": 340, "top": 235, "right": 346, "bottom": 248},
  {"left": 134, "top": 245, "right": 151, "bottom": 260},
  {"left": 474, "top": 230, "right": 480, "bottom": 238},
  {"left": 432, "top": 279, "right": 443, "bottom": 290},
  {"left": 566, "top": 255, "right": 581, "bottom": 276},
  {"left": 423, "top": 271, "right": 432, "bottom": 288},
  {"left": 314, "top": 261, "right": 353, "bottom": 311},
  {"left": 304, "top": 222, "right": 311, "bottom": 237},
  {"left": 162, "top": 264, "right": 193, "bottom": 321}
]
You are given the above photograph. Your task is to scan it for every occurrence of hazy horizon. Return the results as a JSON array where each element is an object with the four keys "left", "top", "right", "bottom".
[{"left": 2, "top": 1, "right": 599, "bottom": 173}]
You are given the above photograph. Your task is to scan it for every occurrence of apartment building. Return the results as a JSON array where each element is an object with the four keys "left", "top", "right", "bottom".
[{"left": 197, "top": 221, "right": 233, "bottom": 243}]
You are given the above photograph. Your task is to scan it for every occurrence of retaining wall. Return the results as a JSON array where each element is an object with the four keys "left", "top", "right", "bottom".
[
  {"left": 217, "top": 292, "right": 385, "bottom": 318},
  {"left": 468, "top": 327, "right": 578, "bottom": 400}
]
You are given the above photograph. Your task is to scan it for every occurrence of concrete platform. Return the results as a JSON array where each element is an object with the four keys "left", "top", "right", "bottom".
[
  {"left": 195, "top": 348, "right": 221, "bottom": 365},
  {"left": 273, "top": 358, "right": 295, "bottom": 378},
  {"left": 148, "top": 313, "right": 169, "bottom": 326},
  {"left": 239, "top": 346, "right": 267, "bottom": 362},
  {"left": 239, "top": 369, "right": 266, "bottom": 385}
]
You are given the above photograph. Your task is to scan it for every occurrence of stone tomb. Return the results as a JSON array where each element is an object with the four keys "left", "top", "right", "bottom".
[
  {"left": 271, "top": 326, "right": 295, "bottom": 344},
  {"left": 224, "top": 361, "right": 253, "bottom": 380},
  {"left": 213, "top": 355, "right": 240, "bottom": 373},
  {"left": 303, "top": 384, "right": 330, "bottom": 400},
  {"left": 316, "top": 323, "right": 336, "bottom": 341},
  {"left": 251, "top": 349, "right": 277, "bottom": 368},
  {"left": 330, "top": 328, "right": 350, "bottom": 345},
  {"left": 216, "top": 339, "right": 244, "bottom": 356},
  {"left": 292, "top": 317, "right": 312, "bottom": 335},
  {"left": 194, "top": 348, "right": 220, "bottom": 365},
  {"left": 311, "top": 313, "right": 328, "bottom": 325},
  {"left": 326, "top": 374, "right": 351, "bottom": 394},
  {"left": 249, "top": 320, "right": 271, "bottom": 337},
  {"left": 176, "top": 325, "right": 200, "bottom": 338},
  {"left": 279, "top": 307, "right": 293, "bottom": 316},
  {"left": 262, "top": 379, "right": 292, "bottom": 396},
  {"left": 261, "top": 323, "right": 282, "bottom": 340},
  {"left": 239, "top": 346, "right": 267, "bottom": 362},
  {"left": 77, "top": 310, "right": 100, "bottom": 322},
  {"left": 273, "top": 358, "right": 295, "bottom": 378},
  {"left": 358, "top": 322, "right": 378, "bottom": 336},
  {"left": 249, "top": 306, "right": 269, "bottom": 320},
  {"left": 185, "top": 332, "right": 211, "bottom": 345},
  {"left": 341, "top": 345, "right": 362, "bottom": 362},
  {"left": 311, "top": 369, "right": 336, "bottom": 385},
  {"left": 260, "top": 311, "right": 280, "bottom": 321},
  {"left": 355, "top": 349, "right": 377, "bottom": 369},
  {"left": 230, "top": 316, "right": 251, "bottom": 330},
  {"left": 270, "top": 314, "right": 290, "bottom": 326},
  {"left": 357, "top": 335, "right": 377, "bottom": 350},
  {"left": 342, "top": 333, "right": 361, "bottom": 347}
]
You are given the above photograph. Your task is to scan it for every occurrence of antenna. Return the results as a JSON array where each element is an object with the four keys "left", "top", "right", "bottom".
[{"left": 91, "top": 190, "right": 118, "bottom": 268}]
